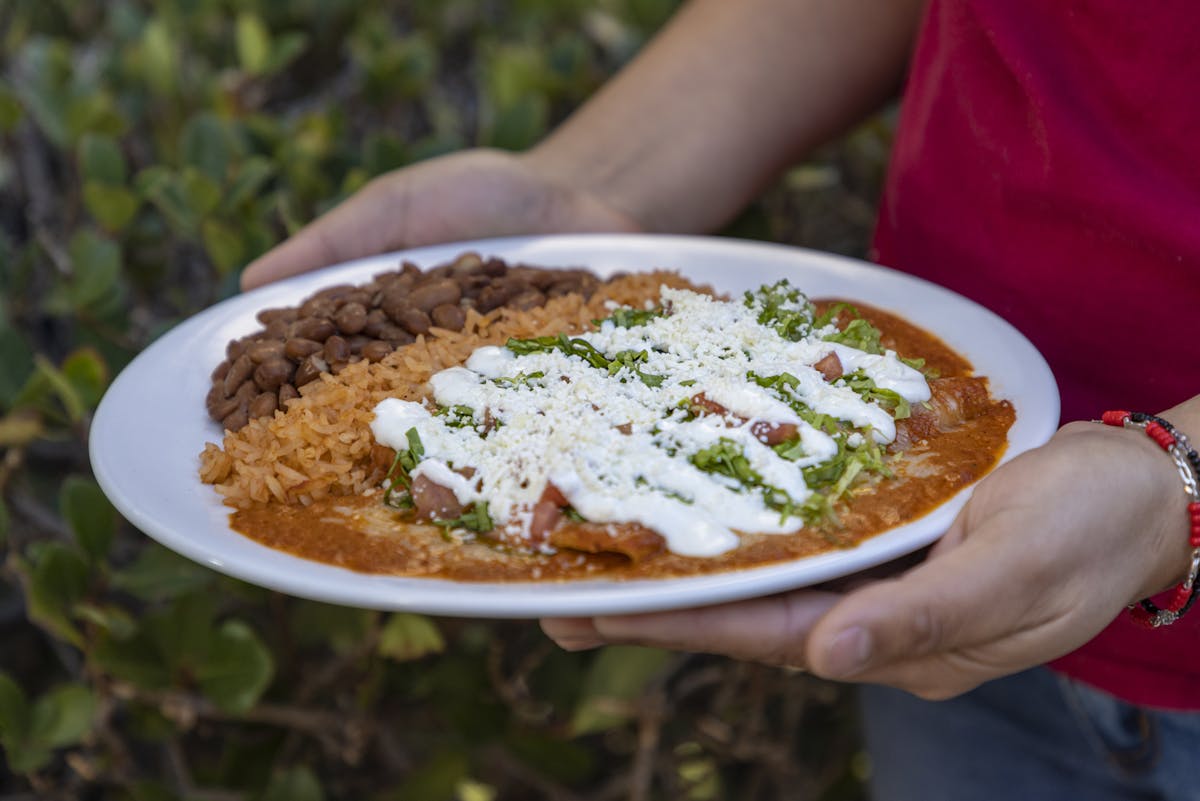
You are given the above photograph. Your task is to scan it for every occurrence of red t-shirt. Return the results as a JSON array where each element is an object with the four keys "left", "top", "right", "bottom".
[{"left": 873, "top": 0, "right": 1200, "bottom": 709}]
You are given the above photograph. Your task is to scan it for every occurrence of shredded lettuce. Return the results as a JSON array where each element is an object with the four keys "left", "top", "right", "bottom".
[
  {"left": 744, "top": 280, "right": 816, "bottom": 342},
  {"left": 593, "top": 307, "right": 664, "bottom": 329}
]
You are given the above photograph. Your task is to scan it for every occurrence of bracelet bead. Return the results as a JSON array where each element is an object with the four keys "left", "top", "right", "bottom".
[{"left": 1100, "top": 410, "right": 1200, "bottom": 628}]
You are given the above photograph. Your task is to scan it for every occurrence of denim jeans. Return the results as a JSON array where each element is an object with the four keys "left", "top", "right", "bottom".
[{"left": 860, "top": 667, "right": 1200, "bottom": 801}]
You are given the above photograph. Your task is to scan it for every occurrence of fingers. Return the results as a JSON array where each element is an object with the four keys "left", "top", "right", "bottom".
[
  {"left": 804, "top": 516, "right": 1068, "bottom": 693},
  {"left": 540, "top": 617, "right": 603, "bottom": 650},
  {"left": 542, "top": 590, "right": 841, "bottom": 667},
  {"left": 241, "top": 181, "right": 400, "bottom": 290}
]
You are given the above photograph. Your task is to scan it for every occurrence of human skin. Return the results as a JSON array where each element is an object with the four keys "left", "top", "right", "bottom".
[{"left": 239, "top": 0, "right": 1200, "bottom": 700}]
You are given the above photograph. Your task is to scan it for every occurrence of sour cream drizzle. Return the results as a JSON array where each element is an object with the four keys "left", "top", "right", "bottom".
[{"left": 370, "top": 286, "right": 929, "bottom": 557}]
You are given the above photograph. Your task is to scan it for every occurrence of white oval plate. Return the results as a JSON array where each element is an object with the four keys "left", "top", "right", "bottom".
[{"left": 90, "top": 234, "right": 1059, "bottom": 618}]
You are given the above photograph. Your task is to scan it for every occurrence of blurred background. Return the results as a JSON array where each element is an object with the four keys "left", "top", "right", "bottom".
[{"left": 0, "top": 1, "right": 894, "bottom": 798}]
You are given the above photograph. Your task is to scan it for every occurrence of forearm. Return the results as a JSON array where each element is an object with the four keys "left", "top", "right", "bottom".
[{"left": 527, "top": 0, "right": 926, "bottom": 233}]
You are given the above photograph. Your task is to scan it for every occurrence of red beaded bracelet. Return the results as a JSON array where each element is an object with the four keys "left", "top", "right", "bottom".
[{"left": 1101, "top": 411, "right": 1200, "bottom": 628}]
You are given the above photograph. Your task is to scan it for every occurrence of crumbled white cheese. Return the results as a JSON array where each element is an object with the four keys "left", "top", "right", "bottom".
[{"left": 370, "top": 286, "right": 930, "bottom": 557}]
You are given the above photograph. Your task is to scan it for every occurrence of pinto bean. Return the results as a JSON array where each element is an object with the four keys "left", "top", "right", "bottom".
[
  {"left": 312, "top": 283, "right": 357, "bottom": 303},
  {"left": 223, "top": 354, "right": 254, "bottom": 396},
  {"left": 207, "top": 386, "right": 242, "bottom": 421},
  {"left": 263, "top": 319, "right": 289, "bottom": 339},
  {"left": 481, "top": 257, "right": 507, "bottom": 277},
  {"left": 254, "top": 358, "right": 294, "bottom": 391},
  {"left": 249, "top": 391, "right": 278, "bottom": 418},
  {"left": 334, "top": 301, "right": 367, "bottom": 334},
  {"left": 361, "top": 340, "right": 393, "bottom": 362},
  {"left": 474, "top": 284, "right": 513, "bottom": 313},
  {"left": 284, "top": 337, "right": 323, "bottom": 360},
  {"left": 256, "top": 307, "right": 296, "bottom": 325},
  {"left": 289, "top": 317, "right": 336, "bottom": 342},
  {"left": 509, "top": 289, "right": 546, "bottom": 310},
  {"left": 376, "top": 323, "right": 415, "bottom": 347},
  {"left": 277, "top": 383, "right": 299, "bottom": 406},
  {"left": 298, "top": 296, "right": 336, "bottom": 319},
  {"left": 247, "top": 339, "right": 285, "bottom": 363},
  {"left": 362, "top": 309, "right": 390, "bottom": 338},
  {"left": 394, "top": 306, "right": 431, "bottom": 335},
  {"left": 323, "top": 335, "right": 351, "bottom": 364},
  {"left": 293, "top": 354, "right": 328, "bottom": 387},
  {"left": 211, "top": 360, "right": 231, "bottom": 382},
  {"left": 450, "top": 251, "right": 484, "bottom": 275},
  {"left": 222, "top": 405, "right": 249, "bottom": 432},
  {"left": 408, "top": 278, "right": 461, "bottom": 313},
  {"left": 430, "top": 303, "right": 466, "bottom": 331},
  {"left": 226, "top": 337, "right": 248, "bottom": 361}
]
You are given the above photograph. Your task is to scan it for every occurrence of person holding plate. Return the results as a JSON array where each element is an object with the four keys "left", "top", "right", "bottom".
[{"left": 241, "top": 0, "right": 1200, "bottom": 798}]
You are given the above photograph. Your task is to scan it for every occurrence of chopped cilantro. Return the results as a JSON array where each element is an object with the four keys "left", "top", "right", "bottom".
[
  {"left": 434, "top": 404, "right": 477, "bottom": 428},
  {"left": 383, "top": 427, "right": 425, "bottom": 508},
  {"left": 744, "top": 280, "right": 816, "bottom": 342},
  {"left": 432, "top": 501, "right": 493, "bottom": 533},
  {"left": 492, "top": 370, "right": 545, "bottom": 388},
  {"left": 505, "top": 336, "right": 664, "bottom": 387},
  {"left": 824, "top": 318, "right": 883, "bottom": 355},
  {"left": 840, "top": 370, "right": 911, "bottom": 419},
  {"left": 594, "top": 307, "right": 664, "bottom": 328}
]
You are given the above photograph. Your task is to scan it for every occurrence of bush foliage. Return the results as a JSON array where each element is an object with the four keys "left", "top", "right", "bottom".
[{"left": 0, "top": 1, "right": 889, "bottom": 798}]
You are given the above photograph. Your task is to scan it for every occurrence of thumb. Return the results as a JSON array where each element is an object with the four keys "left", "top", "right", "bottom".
[{"left": 804, "top": 518, "right": 1067, "bottom": 695}]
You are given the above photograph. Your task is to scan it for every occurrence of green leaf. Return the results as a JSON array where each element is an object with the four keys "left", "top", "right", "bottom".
[
  {"left": 225, "top": 156, "right": 275, "bottom": 210},
  {"left": 391, "top": 750, "right": 468, "bottom": 801},
  {"left": 63, "top": 227, "right": 123, "bottom": 315},
  {"left": 260, "top": 765, "right": 324, "bottom": 801},
  {"left": 26, "top": 542, "right": 91, "bottom": 647},
  {"left": 146, "top": 593, "right": 217, "bottom": 676},
  {"left": 91, "top": 629, "right": 172, "bottom": 690},
  {"left": 110, "top": 544, "right": 216, "bottom": 601},
  {"left": 60, "top": 475, "right": 116, "bottom": 561},
  {"left": 75, "top": 602, "right": 137, "bottom": 639},
  {"left": 0, "top": 671, "right": 30, "bottom": 746},
  {"left": 289, "top": 601, "right": 374, "bottom": 655},
  {"left": 201, "top": 219, "right": 245, "bottom": 275},
  {"left": 0, "top": 84, "right": 22, "bottom": 134},
  {"left": 0, "top": 323, "right": 34, "bottom": 409},
  {"left": 195, "top": 620, "right": 274, "bottom": 714},
  {"left": 570, "top": 646, "right": 671, "bottom": 735},
  {"left": 141, "top": 19, "right": 177, "bottom": 95},
  {"left": 485, "top": 94, "right": 549, "bottom": 151},
  {"left": 0, "top": 497, "right": 8, "bottom": 548},
  {"left": 137, "top": 166, "right": 197, "bottom": 235},
  {"left": 378, "top": 614, "right": 445, "bottom": 662},
  {"left": 28, "top": 684, "right": 96, "bottom": 750},
  {"left": 61, "top": 347, "right": 109, "bottom": 410},
  {"left": 77, "top": 133, "right": 127, "bottom": 184},
  {"left": 118, "top": 780, "right": 180, "bottom": 801},
  {"left": 33, "top": 355, "right": 86, "bottom": 423},
  {"left": 236, "top": 13, "right": 272, "bottom": 75},
  {"left": 180, "top": 113, "right": 231, "bottom": 183},
  {"left": 266, "top": 32, "right": 309, "bottom": 75},
  {"left": 180, "top": 167, "right": 222, "bottom": 217},
  {"left": 83, "top": 182, "right": 140, "bottom": 232}
]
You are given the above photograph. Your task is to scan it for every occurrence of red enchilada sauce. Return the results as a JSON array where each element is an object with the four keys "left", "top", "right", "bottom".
[{"left": 229, "top": 302, "right": 1015, "bottom": 580}]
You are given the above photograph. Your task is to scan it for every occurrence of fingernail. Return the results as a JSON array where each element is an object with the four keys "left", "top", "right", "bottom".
[{"left": 824, "top": 627, "right": 873, "bottom": 677}]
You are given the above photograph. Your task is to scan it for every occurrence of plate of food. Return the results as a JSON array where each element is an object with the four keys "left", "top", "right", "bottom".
[{"left": 89, "top": 234, "right": 1059, "bottom": 618}]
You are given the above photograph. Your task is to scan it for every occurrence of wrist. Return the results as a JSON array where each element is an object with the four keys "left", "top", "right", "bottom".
[{"left": 1095, "top": 411, "right": 1199, "bottom": 624}]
